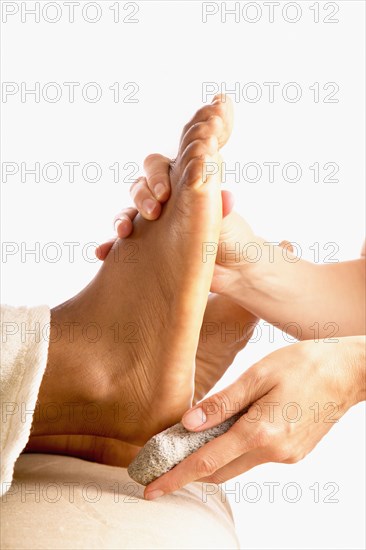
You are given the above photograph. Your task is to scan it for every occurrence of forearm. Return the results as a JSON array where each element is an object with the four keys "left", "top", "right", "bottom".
[{"left": 223, "top": 239, "right": 366, "bottom": 340}]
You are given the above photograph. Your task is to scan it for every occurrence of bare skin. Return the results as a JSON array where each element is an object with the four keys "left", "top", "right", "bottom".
[
  {"left": 95, "top": 148, "right": 365, "bottom": 497},
  {"left": 27, "top": 294, "right": 257, "bottom": 466},
  {"left": 145, "top": 336, "right": 366, "bottom": 499},
  {"left": 115, "top": 155, "right": 365, "bottom": 339},
  {"left": 28, "top": 98, "right": 364, "bottom": 495},
  {"left": 27, "top": 97, "right": 260, "bottom": 464},
  {"left": 30, "top": 96, "right": 250, "bottom": 449}
]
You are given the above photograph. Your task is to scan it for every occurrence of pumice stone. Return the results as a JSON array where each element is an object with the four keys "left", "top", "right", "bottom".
[{"left": 128, "top": 413, "right": 242, "bottom": 486}]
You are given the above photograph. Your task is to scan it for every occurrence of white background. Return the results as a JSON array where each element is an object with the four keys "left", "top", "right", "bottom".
[{"left": 1, "top": 1, "right": 365, "bottom": 548}]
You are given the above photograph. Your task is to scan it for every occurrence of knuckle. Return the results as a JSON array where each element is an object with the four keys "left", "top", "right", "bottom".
[
  {"left": 209, "top": 391, "right": 236, "bottom": 421},
  {"left": 195, "top": 455, "right": 219, "bottom": 479},
  {"left": 254, "top": 425, "right": 271, "bottom": 449},
  {"left": 244, "top": 362, "right": 273, "bottom": 396},
  {"left": 143, "top": 153, "right": 161, "bottom": 169},
  {"left": 250, "top": 362, "right": 270, "bottom": 384}
]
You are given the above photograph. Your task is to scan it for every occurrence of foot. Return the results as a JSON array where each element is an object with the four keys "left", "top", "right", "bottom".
[
  {"left": 33, "top": 96, "right": 234, "bottom": 446},
  {"left": 27, "top": 293, "right": 257, "bottom": 465},
  {"left": 101, "top": 146, "right": 262, "bottom": 301}
]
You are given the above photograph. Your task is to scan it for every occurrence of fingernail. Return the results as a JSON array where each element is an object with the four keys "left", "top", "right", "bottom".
[
  {"left": 153, "top": 183, "right": 165, "bottom": 199},
  {"left": 145, "top": 489, "right": 164, "bottom": 501},
  {"left": 114, "top": 218, "right": 123, "bottom": 231},
  {"left": 142, "top": 198, "right": 157, "bottom": 215},
  {"left": 182, "top": 407, "right": 207, "bottom": 430}
]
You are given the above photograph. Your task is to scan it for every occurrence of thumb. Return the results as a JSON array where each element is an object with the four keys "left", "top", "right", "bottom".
[{"left": 182, "top": 364, "right": 269, "bottom": 432}]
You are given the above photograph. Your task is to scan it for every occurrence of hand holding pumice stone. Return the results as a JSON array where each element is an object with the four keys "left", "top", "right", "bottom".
[{"left": 128, "top": 412, "right": 243, "bottom": 486}]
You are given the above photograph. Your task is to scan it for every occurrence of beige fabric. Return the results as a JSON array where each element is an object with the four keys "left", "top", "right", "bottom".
[
  {"left": 1, "top": 305, "right": 50, "bottom": 494},
  {"left": 1, "top": 454, "right": 239, "bottom": 549},
  {"left": 0, "top": 305, "right": 239, "bottom": 549}
]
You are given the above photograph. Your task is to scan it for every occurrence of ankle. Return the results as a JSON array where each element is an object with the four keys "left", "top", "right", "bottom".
[{"left": 31, "top": 301, "right": 90, "bottom": 436}]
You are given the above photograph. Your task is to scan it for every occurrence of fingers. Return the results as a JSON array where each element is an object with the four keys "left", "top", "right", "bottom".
[
  {"left": 130, "top": 175, "right": 233, "bottom": 222},
  {"left": 96, "top": 207, "right": 139, "bottom": 261},
  {"left": 143, "top": 153, "right": 171, "bottom": 201},
  {"left": 130, "top": 176, "right": 162, "bottom": 220},
  {"left": 144, "top": 361, "right": 279, "bottom": 498},
  {"left": 95, "top": 239, "right": 116, "bottom": 261},
  {"left": 182, "top": 364, "right": 272, "bottom": 431},
  {"left": 144, "top": 419, "right": 263, "bottom": 499},
  {"left": 200, "top": 449, "right": 268, "bottom": 484},
  {"left": 113, "top": 207, "right": 138, "bottom": 238}
]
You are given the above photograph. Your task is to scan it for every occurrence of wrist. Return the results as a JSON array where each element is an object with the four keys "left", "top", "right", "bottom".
[{"left": 219, "top": 237, "right": 305, "bottom": 311}]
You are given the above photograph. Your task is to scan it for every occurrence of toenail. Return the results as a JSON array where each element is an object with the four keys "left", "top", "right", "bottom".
[
  {"left": 153, "top": 183, "right": 166, "bottom": 199},
  {"left": 182, "top": 407, "right": 207, "bottom": 430},
  {"left": 142, "top": 199, "right": 157, "bottom": 215}
]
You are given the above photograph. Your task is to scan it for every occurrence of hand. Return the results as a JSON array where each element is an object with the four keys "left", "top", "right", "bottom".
[
  {"left": 95, "top": 153, "right": 261, "bottom": 296},
  {"left": 95, "top": 154, "right": 236, "bottom": 261},
  {"left": 143, "top": 336, "right": 366, "bottom": 499},
  {"left": 96, "top": 154, "right": 366, "bottom": 342}
]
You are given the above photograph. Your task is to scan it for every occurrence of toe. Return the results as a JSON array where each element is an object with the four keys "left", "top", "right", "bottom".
[
  {"left": 181, "top": 95, "right": 233, "bottom": 149},
  {"left": 180, "top": 154, "right": 220, "bottom": 190},
  {"left": 180, "top": 116, "right": 224, "bottom": 153},
  {"left": 179, "top": 136, "right": 219, "bottom": 174}
]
